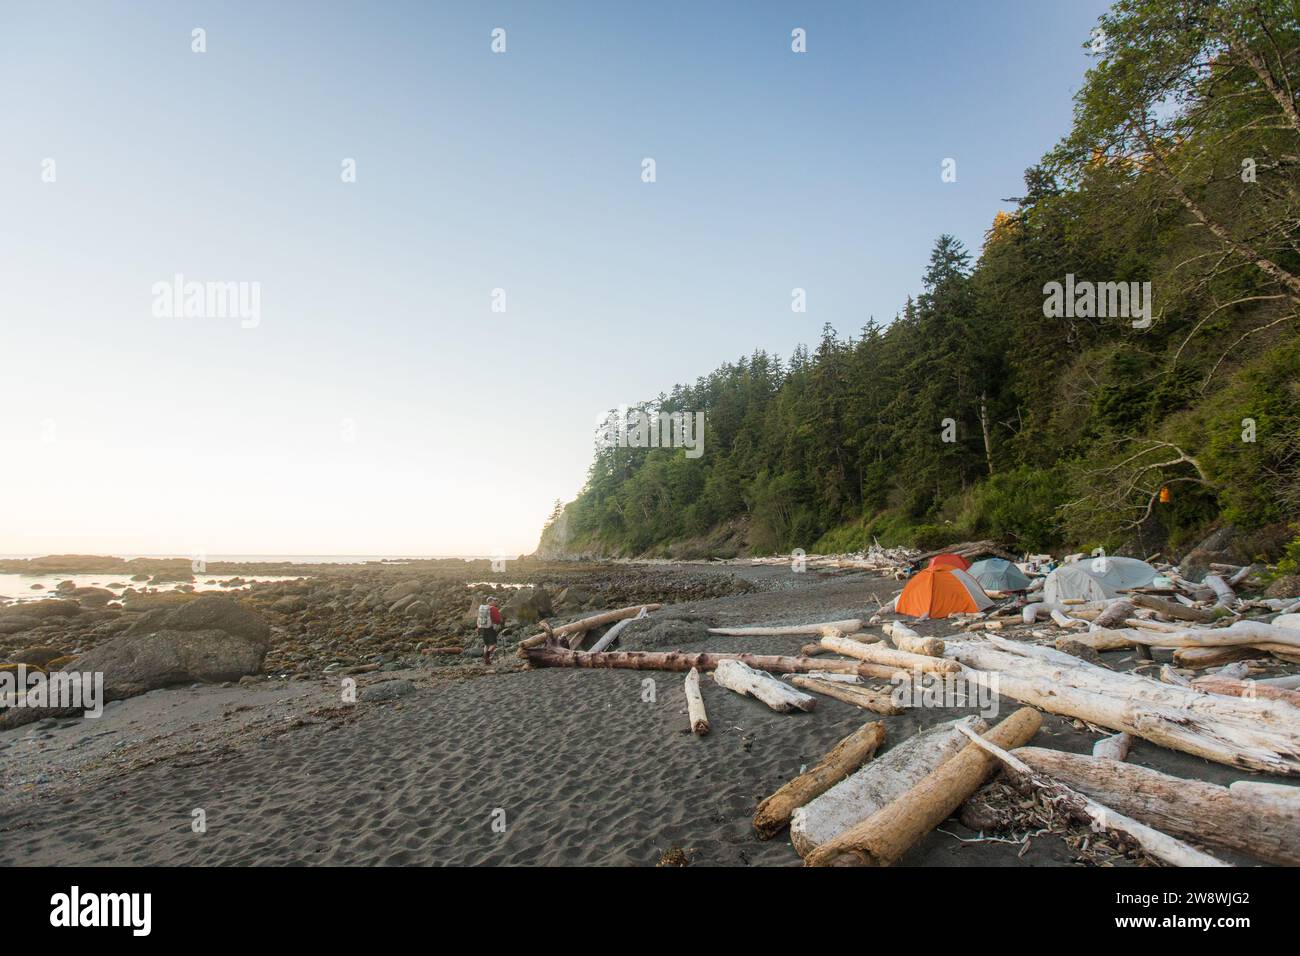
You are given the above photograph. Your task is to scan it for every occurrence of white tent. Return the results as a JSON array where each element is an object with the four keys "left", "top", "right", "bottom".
[{"left": 1043, "top": 557, "right": 1157, "bottom": 603}]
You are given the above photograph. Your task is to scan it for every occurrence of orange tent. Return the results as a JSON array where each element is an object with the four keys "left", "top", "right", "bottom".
[
  {"left": 896, "top": 566, "right": 992, "bottom": 619},
  {"left": 928, "top": 553, "right": 971, "bottom": 571}
]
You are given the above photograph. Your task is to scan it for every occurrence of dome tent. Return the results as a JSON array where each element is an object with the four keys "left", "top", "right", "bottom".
[
  {"left": 896, "top": 566, "right": 993, "bottom": 619},
  {"left": 967, "top": 557, "right": 1031, "bottom": 592},
  {"left": 1043, "top": 556, "right": 1157, "bottom": 603},
  {"left": 928, "top": 553, "right": 971, "bottom": 571}
]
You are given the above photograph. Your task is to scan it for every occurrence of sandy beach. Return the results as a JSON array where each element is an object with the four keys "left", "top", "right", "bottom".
[{"left": 3, "top": 561, "right": 1287, "bottom": 867}]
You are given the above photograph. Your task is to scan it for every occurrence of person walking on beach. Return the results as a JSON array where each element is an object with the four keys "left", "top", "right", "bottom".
[{"left": 476, "top": 596, "right": 502, "bottom": 665}]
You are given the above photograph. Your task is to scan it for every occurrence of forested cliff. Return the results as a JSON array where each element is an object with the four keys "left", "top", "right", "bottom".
[{"left": 539, "top": 0, "right": 1300, "bottom": 562}]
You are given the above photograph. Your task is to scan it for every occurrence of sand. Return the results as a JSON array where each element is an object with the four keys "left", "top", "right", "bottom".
[{"left": 1, "top": 564, "right": 1288, "bottom": 866}]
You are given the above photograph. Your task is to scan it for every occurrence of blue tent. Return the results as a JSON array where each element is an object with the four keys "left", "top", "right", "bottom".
[{"left": 967, "top": 557, "right": 1031, "bottom": 591}]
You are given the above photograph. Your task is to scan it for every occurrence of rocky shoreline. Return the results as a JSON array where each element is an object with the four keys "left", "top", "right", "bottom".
[{"left": 0, "top": 558, "right": 763, "bottom": 686}]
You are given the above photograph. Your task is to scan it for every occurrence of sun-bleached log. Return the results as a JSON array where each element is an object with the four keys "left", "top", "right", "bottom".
[
  {"left": 820, "top": 634, "right": 960, "bottom": 674},
  {"left": 1203, "top": 574, "right": 1236, "bottom": 607},
  {"left": 882, "top": 622, "right": 944, "bottom": 656},
  {"left": 706, "top": 618, "right": 863, "bottom": 637},
  {"left": 799, "top": 642, "right": 830, "bottom": 657},
  {"left": 804, "top": 708, "right": 1042, "bottom": 867},
  {"left": 965, "top": 737, "right": 1228, "bottom": 867},
  {"left": 1174, "top": 646, "right": 1264, "bottom": 668},
  {"left": 753, "top": 721, "right": 886, "bottom": 839},
  {"left": 1092, "top": 600, "right": 1135, "bottom": 630},
  {"left": 587, "top": 606, "right": 650, "bottom": 652},
  {"left": 521, "top": 644, "right": 915, "bottom": 683},
  {"left": 1092, "top": 731, "right": 1133, "bottom": 761},
  {"left": 790, "top": 716, "right": 986, "bottom": 858},
  {"left": 1130, "top": 593, "right": 1218, "bottom": 623},
  {"left": 1015, "top": 747, "right": 1297, "bottom": 866},
  {"left": 712, "top": 659, "right": 816, "bottom": 713},
  {"left": 683, "top": 667, "right": 709, "bottom": 735},
  {"left": 1050, "top": 609, "right": 1087, "bottom": 629},
  {"left": 1257, "top": 674, "right": 1300, "bottom": 689},
  {"left": 1190, "top": 676, "right": 1300, "bottom": 707},
  {"left": 517, "top": 604, "right": 664, "bottom": 652},
  {"left": 789, "top": 676, "right": 905, "bottom": 715},
  {"left": 947, "top": 639, "right": 1300, "bottom": 776}
]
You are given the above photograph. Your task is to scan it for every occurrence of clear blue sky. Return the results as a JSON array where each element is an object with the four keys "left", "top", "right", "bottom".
[{"left": 0, "top": 0, "right": 1110, "bottom": 556}]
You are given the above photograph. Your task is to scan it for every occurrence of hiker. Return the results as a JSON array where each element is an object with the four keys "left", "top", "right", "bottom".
[{"left": 476, "top": 596, "right": 503, "bottom": 665}]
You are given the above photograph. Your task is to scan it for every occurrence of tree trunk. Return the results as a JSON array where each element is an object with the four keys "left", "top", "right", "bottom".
[
  {"left": 820, "top": 634, "right": 960, "bottom": 674},
  {"left": 522, "top": 644, "right": 914, "bottom": 682},
  {"left": 962, "top": 734, "right": 1228, "bottom": 867},
  {"left": 948, "top": 640, "right": 1300, "bottom": 775},
  {"left": 683, "top": 667, "right": 709, "bottom": 735},
  {"left": 753, "top": 721, "right": 886, "bottom": 839},
  {"left": 707, "top": 619, "right": 863, "bottom": 637},
  {"left": 790, "top": 716, "right": 985, "bottom": 858},
  {"left": 789, "top": 676, "right": 905, "bottom": 715},
  {"left": 882, "top": 622, "right": 944, "bottom": 656},
  {"left": 979, "top": 392, "right": 995, "bottom": 476},
  {"left": 1015, "top": 747, "right": 1299, "bottom": 866},
  {"left": 804, "top": 708, "right": 1042, "bottom": 866},
  {"left": 712, "top": 659, "right": 816, "bottom": 713},
  {"left": 517, "top": 604, "right": 663, "bottom": 652}
]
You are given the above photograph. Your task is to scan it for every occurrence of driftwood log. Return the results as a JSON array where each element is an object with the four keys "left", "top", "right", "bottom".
[
  {"left": 1130, "top": 593, "right": 1219, "bottom": 623},
  {"left": 517, "top": 604, "right": 663, "bottom": 652},
  {"left": 820, "top": 634, "right": 960, "bottom": 674},
  {"left": 789, "top": 676, "right": 905, "bottom": 715},
  {"left": 1015, "top": 747, "right": 1299, "bottom": 866},
  {"left": 882, "top": 622, "right": 944, "bottom": 656},
  {"left": 707, "top": 619, "right": 862, "bottom": 637},
  {"left": 804, "top": 707, "right": 1042, "bottom": 866},
  {"left": 522, "top": 645, "right": 911, "bottom": 682},
  {"left": 712, "top": 660, "right": 816, "bottom": 713},
  {"left": 588, "top": 606, "right": 650, "bottom": 652},
  {"left": 1092, "top": 731, "right": 1133, "bottom": 761},
  {"left": 947, "top": 638, "right": 1300, "bottom": 776},
  {"left": 753, "top": 721, "right": 886, "bottom": 839},
  {"left": 790, "top": 716, "right": 985, "bottom": 858},
  {"left": 683, "top": 667, "right": 709, "bottom": 735},
  {"left": 962, "top": 733, "right": 1228, "bottom": 867}
]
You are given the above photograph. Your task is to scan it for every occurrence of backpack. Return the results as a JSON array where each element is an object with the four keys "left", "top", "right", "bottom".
[{"left": 476, "top": 605, "right": 493, "bottom": 628}]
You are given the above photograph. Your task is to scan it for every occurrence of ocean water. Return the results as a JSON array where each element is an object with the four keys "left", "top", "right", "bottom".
[{"left": 0, "top": 571, "right": 301, "bottom": 605}]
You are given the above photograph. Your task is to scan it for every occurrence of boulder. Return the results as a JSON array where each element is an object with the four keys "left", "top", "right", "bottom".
[
  {"left": 272, "top": 595, "right": 308, "bottom": 614},
  {"left": 65, "top": 596, "right": 268, "bottom": 698},
  {"left": 70, "top": 587, "right": 115, "bottom": 607},
  {"left": 1, "top": 600, "right": 80, "bottom": 620},
  {"left": 8, "top": 646, "right": 66, "bottom": 668},
  {"left": 359, "top": 679, "right": 415, "bottom": 702},
  {"left": 382, "top": 580, "right": 423, "bottom": 603},
  {"left": 403, "top": 600, "right": 432, "bottom": 619},
  {"left": 502, "top": 587, "right": 552, "bottom": 625},
  {"left": 1266, "top": 575, "right": 1300, "bottom": 600}
]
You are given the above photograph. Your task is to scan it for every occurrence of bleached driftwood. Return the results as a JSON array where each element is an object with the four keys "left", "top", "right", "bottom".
[
  {"left": 962, "top": 735, "right": 1229, "bottom": 867},
  {"left": 683, "top": 667, "right": 709, "bottom": 735},
  {"left": 1092, "top": 731, "right": 1133, "bottom": 761},
  {"left": 804, "top": 708, "right": 1042, "bottom": 867},
  {"left": 946, "top": 638, "right": 1300, "bottom": 776},
  {"left": 713, "top": 660, "right": 816, "bottom": 713},
  {"left": 1015, "top": 747, "right": 1297, "bottom": 866},
  {"left": 789, "top": 716, "right": 985, "bottom": 858},
  {"left": 1203, "top": 574, "right": 1236, "bottom": 607},
  {"left": 1130, "top": 592, "right": 1218, "bottom": 623},
  {"left": 1092, "top": 600, "right": 1135, "bottom": 630},
  {"left": 517, "top": 604, "right": 664, "bottom": 652},
  {"left": 882, "top": 622, "right": 944, "bottom": 656},
  {"left": 1190, "top": 676, "right": 1300, "bottom": 707},
  {"left": 588, "top": 605, "right": 650, "bottom": 653},
  {"left": 753, "top": 721, "right": 886, "bottom": 839},
  {"left": 820, "top": 634, "right": 960, "bottom": 675},
  {"left": 1050, "top": 609, "right": 1087, "bottom": 629},
  {"left": 707, "top": 619, "right": 863, "bottom": 637},
  {"left": 789, "top": 676, "right": 905, "bottom": 715}
]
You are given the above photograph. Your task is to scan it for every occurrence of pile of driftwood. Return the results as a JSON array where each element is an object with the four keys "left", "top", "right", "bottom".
[{"left": 517, "top": 577, "right": 1300, "bottom": 867}]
